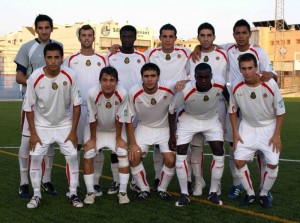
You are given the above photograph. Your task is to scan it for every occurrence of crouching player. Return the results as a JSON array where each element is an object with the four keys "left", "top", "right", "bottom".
[
  {"left": 229, "top": 53, "right": 285, "bottom": 208},
  {"left": 83, "top": 66, "right": 130, "bottom": 205}
]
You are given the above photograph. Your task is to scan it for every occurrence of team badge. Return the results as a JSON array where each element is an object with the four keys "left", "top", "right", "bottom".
[
  {"left": 115, "top": 101, "right": 119, "bottom": 105},
  {"left": 63, "top": 81, "right": 67, "bottom": 86},
  {"left": 177, "top": 54, "right": 181, "bottom": 59},
  {"left": 204, "top": 56, "right": 209, "bottom": 62},
  {"left": 216, "top": 56, "right": 220, "bottom": 61},
  {"left": 165, "top": 54, "right": 171, "bottom": 61},
  {"left": 124, "top": 57, "right": 130, "bottom": 64},
  {"left": 150, "top": 98, "right": 157, "bottom": 105},
  {"left": 106, "top": 101, "right": 112, "bottom": 109},
  {"left": 137, "top": 59, "right": 141, "bottom": 63},
  {"left": 52, "top": 82, "right": 58, "bottom": 90},
  {"left": 203, "top": 95, "right": 209, "bottom": 101},
  {"left": 97, "top": 62, "right": 101, "bottom": 66},
  {"left": 263, "top": 93, "right": 268, "bottom": 98},
  {"left": 163, "top": 96, "right": 167, "bottom": 100},
  {"left": 216, "top": 93, "right": 220, "bottom": 96},
  {"left": 86, "top": 59, "right": 91, "bottom": 66},
  {"left": 250, "top": 92, "right": 256, "bottom": 99}
]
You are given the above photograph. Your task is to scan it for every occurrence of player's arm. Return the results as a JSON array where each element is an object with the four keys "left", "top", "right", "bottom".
[
  {"left": 260, "top": 71, "right": 277, "bottom": 82},
  {"left": 126, "top": 122, "right": 142, "bottom": 162},
  {"left": 269, "top": 114, "right": 284, "bottom": 153},
  {"left": 65, "top": 105, "right": 81, "bottom": 148},
  {"left": 15, "top": 64, "right": 27, "bottom": 85},
  {"left": 26, "top": 111, "right": 42, "bottom": 151},
  {"left": 110, "top": 44, "right": 121, "bottom": 54}
]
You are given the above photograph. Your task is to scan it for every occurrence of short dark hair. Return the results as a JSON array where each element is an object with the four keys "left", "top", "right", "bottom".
[
  {"left": 198, "top": 22, "right": 215, "bottom": 36},
  {"left": 120, "top": 25, "right": 137, "bottom": 37},
  {"left": 35, "top": 14, "right": 53, "bottom": 29},
  {"left": 78, "top": 24, "right": 94, "bottom": 37},
  {"left": 194, "top": 63, "right": 212, "bottom": 78},
  {"left": 159, "top": 23, "right": 177, "bottom": 36},
  {"left": 238, "top": 53, "right": 258, "bottom": 68},
  {"left": 141, "top": 63, "right": 160, "bottom": 77},
  {"left": 43, "top": 42, "right": 63, "bottom": 57},
  {"left": 233, "top": 19, "right": 251, "bottom": 33},
  {"left": 99, "top": 66, "right": 119, "bottom": 81}
]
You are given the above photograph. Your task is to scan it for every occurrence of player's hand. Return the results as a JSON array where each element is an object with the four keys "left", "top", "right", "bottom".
[
  {"left": 116, "top": 137, "right": 128, "bottom": 150},
  {"left": 168, "top": 134, "right": 177, "bottom": 151},
  {"left": 175, "top": 81, "right": 187, "bottom": 92},
  {"left": 191, "top": 45, "right": 201, "bottom": 63},
  {"left": 29, "top": 133, "right": 42, "bottom": 152},
  {"left": 269, "top": 134, "right": 281, "bottom": 153},
  {"left": 85, "top": 138, "right": 96, "bottom": 151},
  {"left": 128, "top": 144, "right": 142, "bottom": 162},
  {"left": 232, "top": 133, "right": 243, "bottom": 151},
  {"left": 260, "top": 71, "right": 274, "bottom": 82},
  {"left": 65, "top": 132, "right": 78, "bottom": 149},
  {"left": 110, "top": 44, "right": 121, "bottom": 54}
]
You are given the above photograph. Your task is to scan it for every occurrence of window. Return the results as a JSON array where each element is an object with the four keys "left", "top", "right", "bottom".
[{"left": 296, "top": 39, "right": 300, "bottom": 44}]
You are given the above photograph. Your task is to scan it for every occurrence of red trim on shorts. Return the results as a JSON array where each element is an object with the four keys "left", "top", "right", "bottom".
[
  {"left": 33, "top": 74, "right": 45, "bottom": 89},
  {"left": 95, "top": 53, "right": 107, "bottom": 66},
  {"left": 158, "top": 86, "right": 174, "bottom": 95},
  {"left": 215, "top": 49, "right": 228, "bottom": 62},
  {"left": 133, "top": 89, "right": 144, "bottom": 104},
  {"left": 140, "top": 170, "right": 149, "bottom": 186},
  {"left": 68, "top": 52, "right": 80, "bottom": 67},
  {"left": 250, "top": 48, "right": 259, "bottom": 61},
  {"left": 61, "top": 70, "right": 73, "bottom": 85},
  {"left": 213, "top": 83, "right": 224, "bottom": 90},
  {"left": 134, "top": 51, "right": 146, "bottom": 63},
  {"left": 244, "top": 169, "right": 253, "bottom": 190},
  {"left": 95, "top": 91, "right": 103, "bottom": 104},
  {"left": 261, "top": 82, "right": 274, "bottom": 96},
  {"left": 184, "top": 88, "right": 196, "bottom": 101},
  {"left": 114, "top": 91, "right": 123, "bottom": 103},
  {"left": 233, "top": 82, "right": 245, "bottom": 95}
]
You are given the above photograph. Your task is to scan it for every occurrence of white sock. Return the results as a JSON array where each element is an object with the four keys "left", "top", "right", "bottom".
[
  {"left": 93, "top": 151, "right": 104, "bottom": 185},
  {"left": 237, "top": 164, "right": 255, "bottom": 196},
  {"left": 131, "top": 163, "right": 150, "bottom": 192},
  {"left": 18, "top": 136, "right": 30, "bottom": 185},
  {"left": 230, "top": 147, "right": 241, "bottom": 186},
  {"left": 111, "top": 162, "right": 119, "bottom": 183},
  {"left": 191, "top": 145, "right": 205, "bottom": 186},
  {"left": 119, "top": 173, "right": 130, "bottom": 193},
  {"left": 65, "top": 155, "right": 79, "bottom": 196},
  {"left": 157, "top": 165, "right": 175, "bottom": 192},
  {"left": 260, "top": 166, "right": 278, "bottom": 196},
  {"left": 30, "top": 155, "right": 43, "bottom": 198},
  {"left": 176, "top": 154, "right": 189, "bottom": 195},
  {"left": 84, "top": 174, "right": 94, "bottom": 193},
  {"left": 153, "top": 145, "right": 163, "bottom": 180},
  {"left": 209, "top": 155, "right": 225, "bottom": 193}
]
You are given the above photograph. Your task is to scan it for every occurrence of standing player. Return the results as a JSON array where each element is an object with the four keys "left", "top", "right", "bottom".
[
  {"left": 144, "top": 23, "right": 192, "bottom": 192},
  {"left": 169, "top": 63, "right": 226, "bottom": 206},
  {"left": 127, "top": 63, "right": 184, "bottom": 201},
  {"left": 229, "top": 53, "right": 284, "bottom": 208},
  {"left": 107, "top": 25, "right": 147, "bottom": 194},
  {"left": 23, "top": 43, "right": 83, "bottom": 208},
  {"left": 83, "top": 67, "right": 130, "bottom": 205},
  {"left": 14, "top": 14, "right": 62, "bottom": 197},
  {"left": 63, "top": 24, "right": 107, "bottom": 196},
  {"left": 187, "top": 22, "right": 228, "bottom": 196}
]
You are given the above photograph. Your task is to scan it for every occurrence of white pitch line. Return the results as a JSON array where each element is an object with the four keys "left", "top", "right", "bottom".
[{"left": 1, "top": 147, "right": 300, "bottom": 163}]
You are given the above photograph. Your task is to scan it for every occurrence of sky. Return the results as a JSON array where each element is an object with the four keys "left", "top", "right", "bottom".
[{"left": 0, "top": 0, "right": 299, "bottom": 44}]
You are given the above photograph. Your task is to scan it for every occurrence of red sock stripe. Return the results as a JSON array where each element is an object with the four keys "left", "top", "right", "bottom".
[
  {"left": 183, "top": 160, "right": 188, "bottom": 176},
  {"left": 158, "top": 171, "right": 164, "bottom": 187},
  {"left": 244, "top": 169, "right": 253, "bottom": 190},
  {"left": 140, "top": 170, "right": 148, "bottom": 187},
  {"left": 262, "top": 171, "right": 268, "bottom": 187}
]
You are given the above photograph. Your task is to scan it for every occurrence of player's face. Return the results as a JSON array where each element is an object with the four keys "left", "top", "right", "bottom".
[
  {"left": 44, "top": 50, "right": 63, "bottom": 74},
  {"left": 100, "top": 73, "right": 117, "bottom": 95},
  {"left": 239, "top": 60, "right": 258, "bottom": 83},
  {"left": 79, "top": 29, "right": 95, "bottom": 49},
  {"left": 120, "top": 31, "right": 136, "bottom": 49},
  {"left": 160, "top": 29, "right": 177, "bottom": 53},
  {"left": 142, "top": 70, "right": 159, "bottom": 93},
  {"left": 197, "top": 29, "right": 215, "bottom": 52},
  {"left": 233, "top": 26, "right": 251, "bottom": 47},
  {"left": 195, "top": 69, "right": 212, "bottom": 91},
  {"left": 35, "top": 21, "right": 53, "bottom": 43}
]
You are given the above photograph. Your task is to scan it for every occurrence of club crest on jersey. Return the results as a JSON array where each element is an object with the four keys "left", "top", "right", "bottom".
[
  {"left": 250, "top": 92, "right": 256, "bottom": 99},
  {"left": 97, "top": 62, "right": 101, "bottom": 66},
  {"left": 86, "top": 59, "right": 91, "bottom": 66},
  {"left": 216, "top": 56, "right": 220, "bottom": 61},
  {"left": 63, "top": 81, "right": 67, "bottom": 86},
  {"left": 204, "top": 56, "right": 209, "bottom": 62},
  {"left": 137, "top": 59, "right": 141, "bottom": 63},
  {"left": 124, "top": 57, "right": 130, "bottom": 64},
  {"left": 150, "top": 98, "right": 157, "bottom": 105},
  {"left": 216, "top": 93, "right": 220, "bottom": 96},
  {"left": 164, "top": 96, "right": 167, "bottom": 100},
  {"left": 115, "top": 101, "right": 119, "bottom": 105},
  {"left": 52, "top": 82, "right": 58, "bottom": 90},
  {"left": 203, "top": 95, "right": 209, "bottom": 101},
  {"left": 106, "top": 101, "right": 112, "bottom": 109},
  {"left": 177, "top": 54, "right": 181, "bottom": 59},
  {"left": 263, "top": 93, "right": 268, "bottom": 98},
  {"left": 165, "top": 54, "right": 171, "bottom": 61}
]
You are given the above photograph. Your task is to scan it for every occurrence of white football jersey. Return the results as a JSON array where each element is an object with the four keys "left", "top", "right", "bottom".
[
  {"left": 188, "top": 47, "right": 228, "bottom": 82},
  {"left": 63, "top": 51, "right": 107, "bottom": 105},
  {"left": 128, "top": 80, "right": 176, "bottom": 128},
  {"left": 23, "top": 66, "right": 82, "bottom": 128},
  {"left": 229, "top": 78, "right": 285, "bottom": 127},
  {"left": 107, "top": 50, "right": 147, "bottom": 92},
  {"left": 87, "top": 84, "right": 128, "bottom": 132},
  {"left": 145, "top": 46, "right": 191, "bottom": 81},
  {"left": 169, "top": 76, "right": 225, "bottom": 120}
]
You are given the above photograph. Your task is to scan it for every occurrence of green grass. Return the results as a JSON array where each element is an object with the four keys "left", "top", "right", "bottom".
[{"left": 0, "top": 99, "right": 299, "bottom": 223}]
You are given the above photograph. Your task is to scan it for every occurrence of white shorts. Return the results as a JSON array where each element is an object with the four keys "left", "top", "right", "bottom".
[
  {"left": 176, "top": 113, "right": 223, "bottom": 146},
  {"left": 84, "top": 124, "right": 127, "bottom": 154},
  {"left": 21, "top": 110, "right": 31, "bottom": 137},
  {"left": 77, "top": 105, "right": 88, "bottom": 145},
  {"left": 30, "top": 127, "right": 77, "bottom": 156},
  {"left": 234, "top": 121, "right": 280, "bottom": 165},
  {"left": 135, "top": 124, "right": 173, "bottom": 154}
]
